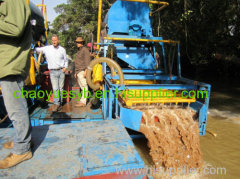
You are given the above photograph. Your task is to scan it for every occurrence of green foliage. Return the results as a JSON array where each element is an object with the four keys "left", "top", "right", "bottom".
[{"left": 152, "top": 0, "right": 240, "bottom": 65}]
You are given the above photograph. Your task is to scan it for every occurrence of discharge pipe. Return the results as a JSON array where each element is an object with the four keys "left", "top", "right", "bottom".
[{"left": 86, "top": 57, "right": 124, "bottom": 91}]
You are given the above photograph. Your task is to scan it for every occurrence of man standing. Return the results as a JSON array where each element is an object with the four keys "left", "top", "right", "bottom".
[
  {"left": 0, "top": 0, "right": 32, "bottom": 168},
  {"left": 74, "top": 37, "right": 91, "bottom": 107},
  {"left": 36, "top": 35, "right": 68, "bottom": 111}
]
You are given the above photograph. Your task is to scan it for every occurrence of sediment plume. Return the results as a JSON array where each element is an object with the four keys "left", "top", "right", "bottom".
[{"left": 132, "top": 105, "right": 203, "bottom": 171}]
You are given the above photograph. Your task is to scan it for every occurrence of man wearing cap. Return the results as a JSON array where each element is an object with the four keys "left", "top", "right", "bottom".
[
  {"left": 74, "top": 37, "right": 91, "bottom": 107},
  {"left": 0, "top": 0, "right": 32, "bottom": 168},
  {"left": 36, "top": 34, "right": 68, "bottom": 111}
]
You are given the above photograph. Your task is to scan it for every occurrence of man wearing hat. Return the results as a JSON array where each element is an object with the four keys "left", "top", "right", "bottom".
[
  {"left": 0, "top": 0, "right": 32, "bottom": 168},
  {"left": 74, "top": 37, "right": 91, "bottom": 107}
]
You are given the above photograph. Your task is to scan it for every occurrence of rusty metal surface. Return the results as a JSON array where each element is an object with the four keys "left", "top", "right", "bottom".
[
  {"left": 30, "top": 99, "right": 103, "bottom": 123},
  {"left": 0, "top": 120, "right": 144, "bottom": 178}
]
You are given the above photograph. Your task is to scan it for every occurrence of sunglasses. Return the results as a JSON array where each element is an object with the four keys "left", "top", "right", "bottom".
[{"left": 76, "top": 42, "right": 83, "bottom": 44}]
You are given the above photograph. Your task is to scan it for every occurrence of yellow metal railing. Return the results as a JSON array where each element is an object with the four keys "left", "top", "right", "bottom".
[
  {"left": 121, "top": 0, "right": 169, "bottom": 5},
  {"left": 121, "top": 97, "right": 196, "bottom": 106},
  {"left": 119, "top": 89, "right": 196, "bottom": 106},
  {"left": 105, "top": 36, "right": 179, "bottom": 44},
  {"left": 111, "top": 80, "right": 157, "bottom": 85}
]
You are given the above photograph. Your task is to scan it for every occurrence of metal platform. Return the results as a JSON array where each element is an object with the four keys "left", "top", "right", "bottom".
[
  {"left": 0, "top": 119, "right": 145, "bottom": 178},
  {"left": 30, "top": 99, "right": 103, "bottom": 126}
]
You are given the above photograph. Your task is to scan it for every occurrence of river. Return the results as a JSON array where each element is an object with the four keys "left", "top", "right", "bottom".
[{"left": 200, "top": 83, "right": 240, "bottom": 179}]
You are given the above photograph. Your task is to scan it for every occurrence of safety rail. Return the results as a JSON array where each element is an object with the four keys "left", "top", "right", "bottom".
[
  {"left": 121, "top": 0, "right": 169, "bottom": 5},
  {"left": 105, "top": 36, "right": 179, "bottom": 44}
]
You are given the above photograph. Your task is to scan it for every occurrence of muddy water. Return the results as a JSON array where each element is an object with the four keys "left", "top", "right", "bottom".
[
  {"left": 139, "top": 106, "right": 202, "bottom": 169},
  {"left": 200, "top": 113, "right": 240, "bottom": 179},
  {"left": 200, "top": 82, "right": 240, "bottom": 179},
  {"left": 133, "top": 112, "right": 240, "bottom": 178}
]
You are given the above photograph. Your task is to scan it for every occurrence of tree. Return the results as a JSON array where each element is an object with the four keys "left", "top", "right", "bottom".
[
  {"left": 51, "top": 0, "right": 114, "bottom": 57},
  {"left": 151, "top": 0, "right": 240, "bottom": 66}
]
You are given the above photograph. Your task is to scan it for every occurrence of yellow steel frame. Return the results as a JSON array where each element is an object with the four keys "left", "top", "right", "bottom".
[
  {"left": 111, "top": 80, "right": 156, "bottom": 85},
  {"left": 121, "top": 97, "right": 196, "bottom": 106},
  {"left": 105, "top": 36, "right": 179, "bottom": 44},
  {"left": 119, "top": 90, "right": 196, "bottom": 106},
  {"left": 96, "top": 0, "right": 103, "bottom": 51},
  {"left": 121, "top": 0, "right": 169, "bottom": 5},
  {"left": 37, "top": 4, "right": 48, "bottom": 38}
]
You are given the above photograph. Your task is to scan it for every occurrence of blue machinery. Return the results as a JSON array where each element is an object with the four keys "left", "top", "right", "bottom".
[
  {"left": 0, "top": 0, "right": 211, "bottom": 178},
  {"left": 96, "top": 0, "right": 211, "bottom": 136}
]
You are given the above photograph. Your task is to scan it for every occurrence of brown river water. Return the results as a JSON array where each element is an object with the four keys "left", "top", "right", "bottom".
[{"left": 133, "top": 82, "right": 240, "bottom": 178}]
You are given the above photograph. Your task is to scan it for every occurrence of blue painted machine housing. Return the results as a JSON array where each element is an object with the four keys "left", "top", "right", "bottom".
[
  {"left": 107, "top": 0, "right": 156, "bottom": 69},
  {"left": 108, "top": 1, "right": 153, "bottom": 36},
  {"left": 109, "top": 35, "right": 158, "bottom": 69}
]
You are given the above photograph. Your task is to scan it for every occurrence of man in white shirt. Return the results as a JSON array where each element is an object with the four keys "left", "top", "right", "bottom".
[{"left": 36, "top": 34, "right": 68, "bottom": 111}]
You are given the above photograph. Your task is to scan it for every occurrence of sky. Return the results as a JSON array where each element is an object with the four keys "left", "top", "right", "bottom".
[{"left": 32, "top": 0, "right": 68, "bottom": 23}]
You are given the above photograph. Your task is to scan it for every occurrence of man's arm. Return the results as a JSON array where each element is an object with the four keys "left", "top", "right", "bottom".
[
  {"left": 35, "top": 46, "right": 46, "bottom": 54},
  {"left": 0, "top": 0, "right": 30, "bottom": 37}
]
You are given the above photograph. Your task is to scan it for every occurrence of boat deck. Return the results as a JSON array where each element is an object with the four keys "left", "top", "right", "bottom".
[{"left": 0, "top": 120, "right": 145, "bottom": 178}]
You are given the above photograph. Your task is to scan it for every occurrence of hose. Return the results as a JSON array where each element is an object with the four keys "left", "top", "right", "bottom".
[{"left": 86, "top": 57, "right": 124, "bottom": 90}]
